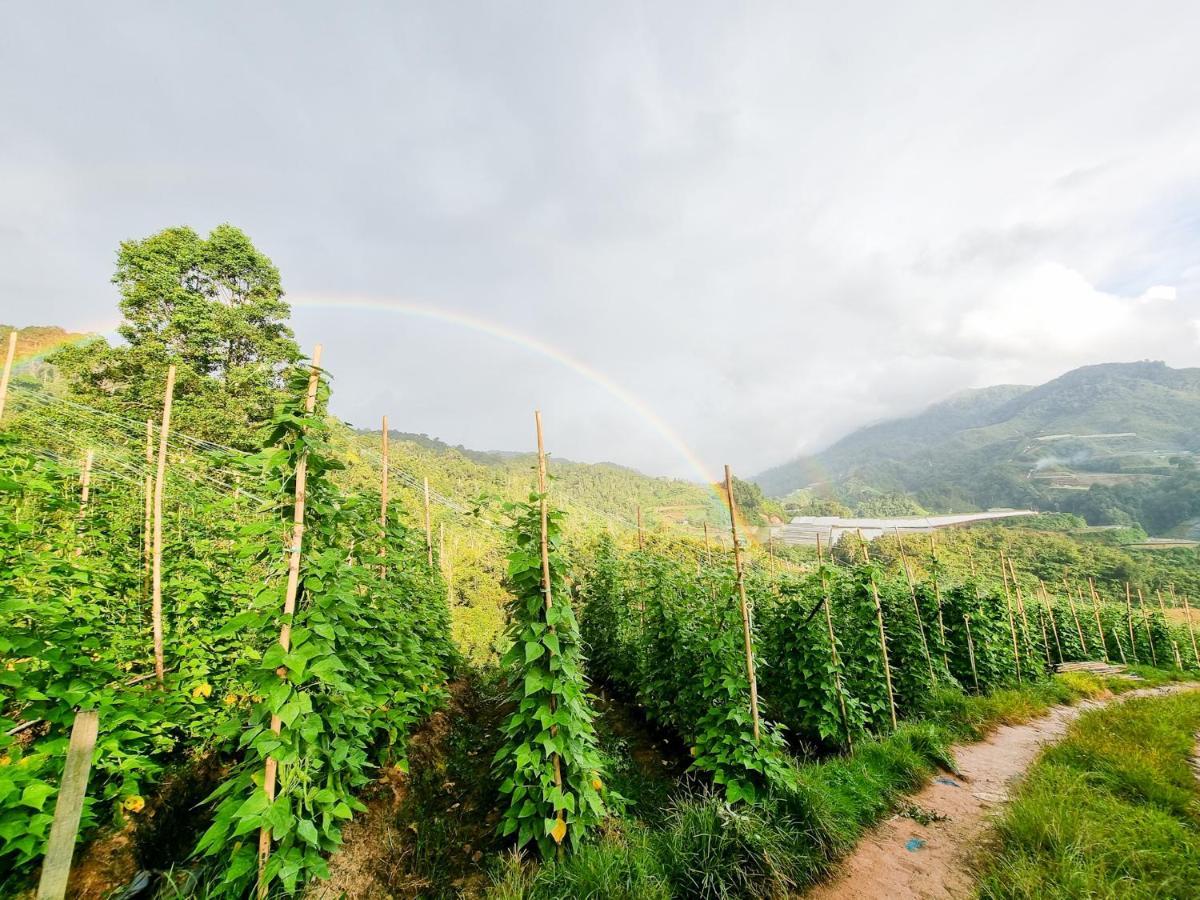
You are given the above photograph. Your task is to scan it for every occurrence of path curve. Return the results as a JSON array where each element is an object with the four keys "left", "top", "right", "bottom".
[{"left": 803, "top": 683, "right": 1197, "bottom": 900}]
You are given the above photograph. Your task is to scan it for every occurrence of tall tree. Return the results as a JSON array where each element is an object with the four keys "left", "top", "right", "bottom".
[{"left": 53, "top": 225, "right": 300, "bottom": 446}]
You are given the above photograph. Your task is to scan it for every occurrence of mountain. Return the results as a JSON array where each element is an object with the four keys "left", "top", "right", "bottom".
[{"left": 753, "top": 361, "right": 1200, "bottom": 532}]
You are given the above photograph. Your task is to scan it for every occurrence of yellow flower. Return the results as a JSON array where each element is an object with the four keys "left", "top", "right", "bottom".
[
  {"left": 123, "top": 795, "right": 145, "bottom": 813},
  {"left": 191, "top": 683, "right": 213, "bottom": 700},
  {"left": 0, "top": 754, "right": 10, "bottom": 767},
  {"left": 549, "top": 814, "right": 567, "bottom": 845},
  {"left": 222, "top": 694, "right": 238, "bottom": 706},
  {"left": 591, "top": 776, "right": 604, "bottom": 792}
]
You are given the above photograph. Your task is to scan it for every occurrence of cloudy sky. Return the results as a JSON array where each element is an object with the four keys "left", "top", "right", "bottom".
[{"left": 3, "top": 2, "right": 1199, "bottom": 481}]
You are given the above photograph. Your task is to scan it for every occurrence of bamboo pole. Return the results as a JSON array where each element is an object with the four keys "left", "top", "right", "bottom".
[
  {"left": 817, "top": 534, "right": 852, "bottom": 750},
  {"left": 963, "top": 613, "right": 980, "bottom": 691},
  {"left": 893, "top": 529, "right": 934, "bottom": 681},
  {"left": 143, "top": 420, "right": 153, "bottom": 605},
  {"left": 0, "top": 330, "right": 16, "bottom": 422},
  {"left": 1111, "top": 627, "right": 1128, "bottom": 664},
  {"left": 423, "top": 477, "right": 433, "bottom": 567},
  {"left": 1062, "top": 579, "right": 1089, "bottom": 655},
  {"left": 927, "top": 533, "right": 949, "bottom": 670},
  {"left": 257, "top": 347, "right": 322, "bottom": 895},
  {"left": 380, "top": 416, "right": 389, "bottom": 578},
  {"left": 1040, "top": 582, "right": 1064, "bottom": 664},
  {"left": 151, "top": 365, "right": 176, "bottom": 688},
  {"left": 1136, "top": 588, "right": 1156, "bottom": 666},
  {"left": 442, "top": 524, "right": 454, "bottom": 606},
  {"left": 859, "top": 531, "right": 898, "bottom": 729},
  {"left": 35, "top": 710, "right": 99, "bottom": 900},
  {"left": 1124, "top": 583, "right": 1139, "bottom": 664},
  {"left": 534, "top": 411, "right": 566, "bottom": 810},
  {"left": 73, "top": 449, "right": 93, "bottom": 558},
  {"left": 725, "top": 465, "right": 761, "bottom": 742},
  {"left": 999, "top": 553, "right": 1022, "bottom": 682},
  {"left": 1086, "top": 579, "right": 1110, "bottom": 661},
  {"left": 1172, "top": 640, "right": 1183, "bottom": 669},
  {"left": 636, "top": 505, "right": 643, "bottom": 550},
  {"left": 1007, "top": 558, "right": 1036, "bottom": 667},
  {"left": 1176, "top": 587, "right": 1199, "bottom": 667}
]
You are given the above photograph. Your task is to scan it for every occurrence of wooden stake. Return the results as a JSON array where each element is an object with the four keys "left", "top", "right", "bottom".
[
  {"left": 258, "top": 347, "right": 322, "bottom": 895},
  {"left": 1177, "top": 589, "right": 1199, "bottom": 667},
  {"left": 636, "top": 505, "right": 644, "bottom": 550},
  {"left": 963, "top": 613, "right": 980, "bottom": 691},
  {"left": 927, "top": 533, "right": 949, "bottom": 670},
  {"left": 1062, "top": 579, "right": 1089, "bottom": 655},
  {"left": 999, "top": 553, "right": 1022, "bottom": 682},
  {"left": 1172, "top": 640, "right": 1183, "bottom": 669},
  {"left": 151, "top": 365, "right": 175, "bottom": 688},
  {"left": 423, "top": 477, "right": 433, "bottom": 567},
  {"left": 1136, "top": 588, "right": 1156, "bottom": 666},
  {"left": 859, "top": 531, "right": 898, "bottom": 729},
  {"left": 1041, "top": 582, "right": 1064, "bottom": 664},
  {"left": 725, "top": 465, "right": 761, "bottom": 742},
  {"left": 1086, "top": 579, "right": 1110, "bottom": 661},
  {"left": 143, "top": 420, "right": 153, "bottom": 606},
  {"left": 1111, "top": 627, "right": 1128, "bottom": 664},
  {"left": 1123, "top": 583, "right": 1139, "bottom": 664},
  {"left": 817, "top": 534, "right": 852, "bottom": 750},
  {"left": 893, "top": 529, "right": 934, "bottom": 681},
  {"left": 78, "top": 449, "right": 93, "bottom": 511},
  {"left": 0, "top": 330, "right": 16, "bottom": 423},
  {"left": 1007, "top": 558, "right": 1037, "bottom": 667},
  {"left": 35, "top": 710, "right": 99, "bottom": 900},
  {"left": 534, "top": 411, "right": 565, "bottom": 802},
  {"left": 380, "top": 416, "right": 389, "bottom": 577}
]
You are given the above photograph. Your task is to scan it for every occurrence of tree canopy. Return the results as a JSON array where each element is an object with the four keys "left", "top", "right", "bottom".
[{"left": 52, "top": 225, "right": 299, "bottom": 445}]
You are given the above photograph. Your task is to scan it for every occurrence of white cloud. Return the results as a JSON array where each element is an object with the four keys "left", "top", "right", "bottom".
[{"left": 2, "top": 2, "right": 1199, "bottom": 478}]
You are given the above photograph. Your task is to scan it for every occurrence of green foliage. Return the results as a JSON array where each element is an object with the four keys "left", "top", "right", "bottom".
[
  {"left": 193, "top": 361, "right": 454, "bottom": 894},
  {"left": 493, "top": 496, "right": 608, "bottom": 858},
  {"left": 51, "top": 225, "right": 300, "bottom": 447}
]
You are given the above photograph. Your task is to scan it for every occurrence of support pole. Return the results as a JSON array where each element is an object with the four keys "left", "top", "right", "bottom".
[
  {"left": 1177, "top": 587, "right": 1200, "bottom": 667},
  {"left": 893, "top": 529, "right": 934, "bottom": 681},
  {"left": 1086, "top": 579, "right": 1110, "bottom": 661},
  {"left": 636, "top": 505, "right": 643, "bottom": 550},
  {"left": 963, "top": 613, "right": 980, "bottom": 691},
  {"left": 258, "top": 347, "right": 322, "bottom": 896},
  {"left": 0, "top": 330, "right": 16, "bottom": 422},
  {"left": 724, "top": 465, "right": 761, "bottom": 742},
  {"left": 817, "top": 534, "right": 852, "bottom": 750},
  {"left": 859, "top": 531, "right": 898, "bottom": 729},
  {"left": 1136, "top": 588, "right": 1156, "bottom": 666},
  {"left": 1124, "top": 583, "right": 1139, "bottom": 664},
  {"left": 151, "top": 365, "right": 176, "bottom": 687},
  {"left": 999, "top": 553, "right": 1022, "bottom": 682},
  {"left": 380, "top": 416, "right": 389, "bottom": 577},
  {"left": 1063, "top": 578, "right": 1089, "bottom": 656},
  {"left": 35, "top": 710, "right": 99, "bottom": 900},
  {"left": 534, "top": 411, "right": 565, "bottom": 806},
  {"left": 927, "top": 533, "right": 949, "bottom": 670},
  {"left": 143, "top": 420, "right": 153, "bottom": 605},
  {"left": 423, "top": 477, "right": 433, "bottom": 567}
]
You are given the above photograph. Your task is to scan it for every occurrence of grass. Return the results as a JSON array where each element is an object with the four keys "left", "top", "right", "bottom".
[
  {"left": 976, "top": 688, "right": 1200, "bottom": 899},
  {"left": 486, "top": 670, "right": 1181, "bottom": 898}
]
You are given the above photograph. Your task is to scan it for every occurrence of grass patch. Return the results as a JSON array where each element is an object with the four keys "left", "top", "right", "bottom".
[{"left": 977, "top": 688, "right": 1200, "bottom": 899}]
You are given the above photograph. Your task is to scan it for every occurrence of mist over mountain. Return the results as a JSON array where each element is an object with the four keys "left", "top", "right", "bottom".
[{"left": 753, "top": 361, "right": 1200, "bottom": 534}]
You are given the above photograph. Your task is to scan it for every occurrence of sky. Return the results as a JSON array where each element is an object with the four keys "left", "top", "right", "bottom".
[{"left": 3, "top": 2, "right": 1199, "bottom": 482}]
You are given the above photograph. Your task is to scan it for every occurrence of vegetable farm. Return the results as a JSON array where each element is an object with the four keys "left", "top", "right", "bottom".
[{"left": 2, "top": 305, "right": 1198, "bottom": 897}]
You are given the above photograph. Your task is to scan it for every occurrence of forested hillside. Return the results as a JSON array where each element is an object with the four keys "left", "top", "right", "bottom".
[{"left": 754, "top": 362, "right": 1200, "bottom": 534}]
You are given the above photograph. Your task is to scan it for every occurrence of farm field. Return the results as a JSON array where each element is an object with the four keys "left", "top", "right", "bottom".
[{"left": 3, "top": 326, "right": 1200, "bottom": 899}]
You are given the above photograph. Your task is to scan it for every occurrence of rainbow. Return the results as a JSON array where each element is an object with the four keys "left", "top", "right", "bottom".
[{"left": 291, "top": 294, "right": 724, "bottom": 489}]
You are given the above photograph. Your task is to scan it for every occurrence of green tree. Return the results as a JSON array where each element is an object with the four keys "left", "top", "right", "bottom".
[{"left": 52, "top": 224, "right": 299, "bottom": 446}]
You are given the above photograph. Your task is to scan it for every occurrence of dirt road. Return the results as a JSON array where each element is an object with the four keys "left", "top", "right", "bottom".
[{"left": 803, "top": 683, "right": 1196, "bottom": 900}]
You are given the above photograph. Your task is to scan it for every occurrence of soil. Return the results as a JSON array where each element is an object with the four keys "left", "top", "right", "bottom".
[{"left": 802, "top": 683, "right": 1198, "bottom": 900}]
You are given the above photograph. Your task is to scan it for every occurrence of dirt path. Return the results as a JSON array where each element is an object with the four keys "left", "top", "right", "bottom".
[{"left": 803, "top": 683, "right": 1197, "bottom": 900}]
